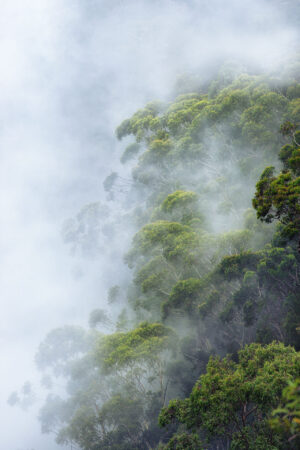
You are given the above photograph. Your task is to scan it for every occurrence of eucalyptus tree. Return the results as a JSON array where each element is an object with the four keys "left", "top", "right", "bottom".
[{"left": 159, "top": 342, "right": 300, "bottom": 449}]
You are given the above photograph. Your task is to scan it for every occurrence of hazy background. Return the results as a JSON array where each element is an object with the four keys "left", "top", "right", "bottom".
[{"left": 0, "top": 0, "right": 298, "bottom": 448}]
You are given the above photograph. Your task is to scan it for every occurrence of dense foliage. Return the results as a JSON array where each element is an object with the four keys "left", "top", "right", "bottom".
[
  {"left": 10, "top": 59, "right": 300, "bottom": 449},
  {"left": 271, "top": 377, "right": 300, "bottom": 445},
  {"left": 159, "top": 342, "right": 300, "bottom": 449}
]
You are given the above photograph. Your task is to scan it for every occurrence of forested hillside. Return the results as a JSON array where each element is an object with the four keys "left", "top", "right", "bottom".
[{"left": 22, "top": 60, "right": 300, "bottom": 449}]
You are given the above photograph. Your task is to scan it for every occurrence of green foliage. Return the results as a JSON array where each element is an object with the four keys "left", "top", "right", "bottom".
[
  {"left": 253, "top": 128, "right": 300, "bottom": 241},
  {"left": 270, "top": 378, "right": 300, "bottom": 446},
  {"left": 116, "top": 70, "right": 292, "bottom": 213},
  {"left": 161, "top": 190, "right": 200, "bottom": 223},
  {"left": 116, "top": 101, "right": 165, "bottom": 142},
  {"left": 160, "top": 342, "right": 300, "bottom": 449},
  {"left": 127, "top": 220, "right": 208, "bottom": 273},
  {"left": 115, "top": 309, "right": 130, "bottom": 332},
  {"left": 162, "top": 278, "right": 202, "bottom": 320},
  {"left": 198, "top": 289, "right": 220, "bottom": 319},
  {"left": 31, "top": 62, "right": 300, "bottom": 449},
  {"left": 218, "top": 251, "right": 261, "bottom": 280},
  {"left": 126, "top": 212, "right": 213, "bottom": 321},
  {"left": 95, "top": 322, "right": 175, "bottom": 373},
  {"left": 159, "top": 432, "right": 202, "bottom": 449},
  {"left": 35, "top": 323, "right": 177, "bottom": 449},
  {"left": 121, "top": 142, "right": 141, "bottom": 164}
]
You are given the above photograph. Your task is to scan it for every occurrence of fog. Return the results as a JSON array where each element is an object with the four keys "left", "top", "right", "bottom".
[{"left": 0, "top": 0, "right": 298, "bottom": 448}]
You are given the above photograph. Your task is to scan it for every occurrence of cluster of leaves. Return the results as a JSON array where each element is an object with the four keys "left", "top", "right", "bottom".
[
  {"left": 16, "top": 62, "right": 300, "bottom": 449},
  {"left": 36, "top": 323, "right": 177, "bottom": 449},
  {"left": 116, "top": 69, "right": 298, "bottom": 226},
  {"left": 158, "top": 432, "right": 202, "bottom": 449},
  {"left": 253, "top": 126, "right": 300, "bottom": 242},
  {"left": 271, "top": 378, "right": 300, "bottom": 445},
  {"left": 159, "top": 342, "right": 300, "bottom": 449}
]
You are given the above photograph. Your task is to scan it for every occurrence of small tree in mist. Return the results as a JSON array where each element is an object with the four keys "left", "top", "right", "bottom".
[
  {"left": 35, "top": 326, "right": 94, "bottom": 376},
  {"left": 88, "top": 308, "right": 113, "bottom": 330},
  {"left": 61, "top": 202, "right": 110, "bottom": 257},
  {"left": 35, "top": 322, "right": 179, "bottom": 450},
  {"left": 7, "top": 382, "right": 36, "bottom": 410},
  {"left": 95, "top": 322, "right": 176, "bottom": 403}
]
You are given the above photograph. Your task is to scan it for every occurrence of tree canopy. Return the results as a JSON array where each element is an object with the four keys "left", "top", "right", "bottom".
[{"left": 10, "top": 60, "right": 300, "bottom": 449}]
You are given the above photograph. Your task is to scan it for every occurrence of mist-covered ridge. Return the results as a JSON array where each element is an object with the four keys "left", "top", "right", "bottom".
[
  {"left": 3, "top": 0, "right": 300, "bottom": 449},
  {"left": 13, "top": 61, "right": 299, "bottom": 449}
]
